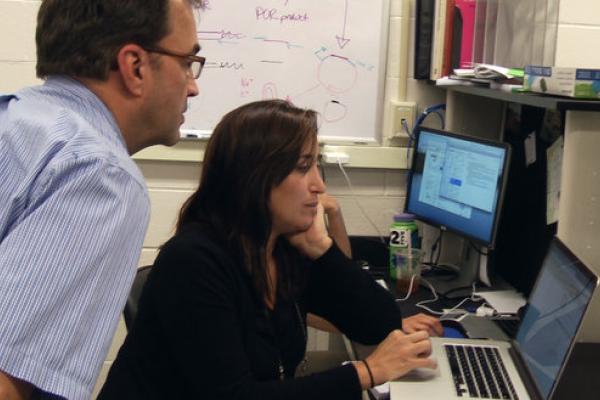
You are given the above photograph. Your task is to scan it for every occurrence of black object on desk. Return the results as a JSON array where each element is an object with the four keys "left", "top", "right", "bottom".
[
  {"left": 440, "top": 320, "right": 468, "bottom": 338},
  {"left": 552, "top": 342, "right": 600, "bottom": 399},
  {"left": 350, "top": 236, "right": 388, "bottom": 269},
  {"left": 492, "top": 316, "right": 521, "bottom": 338}
]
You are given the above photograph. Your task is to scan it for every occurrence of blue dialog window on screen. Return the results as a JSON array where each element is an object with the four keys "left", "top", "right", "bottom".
[{"left": 405, "top": 127, "right": 511, "bottom": 248}]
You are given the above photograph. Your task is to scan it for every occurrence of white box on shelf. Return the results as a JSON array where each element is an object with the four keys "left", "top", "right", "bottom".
[{"left": 524, "top": 66, "right": 600, "bottom": 99}]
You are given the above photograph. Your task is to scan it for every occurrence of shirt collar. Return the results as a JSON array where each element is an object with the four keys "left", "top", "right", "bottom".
[{"left": 43, "top": 75, "right": 128, "bottom": 151}]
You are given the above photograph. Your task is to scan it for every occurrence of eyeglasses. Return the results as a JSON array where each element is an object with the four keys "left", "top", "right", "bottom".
[{"left": 143, "top": 46, "right": 205, "bottom": 79}]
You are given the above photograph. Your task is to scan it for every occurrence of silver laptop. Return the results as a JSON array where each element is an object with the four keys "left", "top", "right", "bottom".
[{"left": 390, "top": 237, "right": 599, "bottom": 400}]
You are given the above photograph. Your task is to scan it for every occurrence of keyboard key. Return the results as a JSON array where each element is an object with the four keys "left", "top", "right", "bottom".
[{"left": 444, "top": 344, "right": 518, "bottom": 400}]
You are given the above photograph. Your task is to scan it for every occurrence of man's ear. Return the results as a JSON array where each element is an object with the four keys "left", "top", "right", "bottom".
[{"left": 115, "top": 44, "right": 150, "bottom": 97}]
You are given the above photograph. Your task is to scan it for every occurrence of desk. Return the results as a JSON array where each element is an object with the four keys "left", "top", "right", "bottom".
[
  {"left": 552, "top": 342, "right": 600, "bottom": 399},
  {"left": 349, "top": 273, "right": 504, "bottom": 400},
  {"left": 347, "top": 268, "right": 521, "bottom": 400},
  {"left": 349, "top": 275, "right": 600, "bottom": 400},
  {"left": 350, "top": 289, "right": 505, "bottom": 348}
]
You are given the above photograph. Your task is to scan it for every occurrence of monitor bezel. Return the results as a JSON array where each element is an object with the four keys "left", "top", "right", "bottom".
[{"left": 404, "top": 126, "right": 511, "bottom": 249}]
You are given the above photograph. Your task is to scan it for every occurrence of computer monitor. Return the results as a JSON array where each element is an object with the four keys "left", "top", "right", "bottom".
[{"left": 405, "top": 127, "right": 511, "bottom": 249}]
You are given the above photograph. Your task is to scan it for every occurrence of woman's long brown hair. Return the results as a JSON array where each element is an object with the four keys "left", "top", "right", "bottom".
[{"left": 176, "top": 99, "right": 318, "bottom": 301}]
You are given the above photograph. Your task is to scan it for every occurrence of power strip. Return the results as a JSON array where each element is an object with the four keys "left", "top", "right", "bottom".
[{"left": 321, "top": 152, "right": 350, "bottom": 164}]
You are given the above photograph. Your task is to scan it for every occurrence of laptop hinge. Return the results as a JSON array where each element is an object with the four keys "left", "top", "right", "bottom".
[{"left": 508, "top": 343, "right": 543, "bottom": 400}]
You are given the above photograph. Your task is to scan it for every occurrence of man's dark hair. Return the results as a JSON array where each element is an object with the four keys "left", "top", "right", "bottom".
[{"left": 36, "top": 0, "right": 206, "bottom": 80}]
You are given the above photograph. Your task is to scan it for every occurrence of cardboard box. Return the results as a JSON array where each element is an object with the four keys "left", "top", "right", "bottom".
[{"left": 524, "top": 66, "right": 600, "bottom": 99}]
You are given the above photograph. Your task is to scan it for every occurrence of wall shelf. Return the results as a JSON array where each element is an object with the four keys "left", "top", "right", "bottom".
[
  {"left": 446, "top": 85, "right": 600, "bottom": 112},
  {"left": 133, "top": 140, "right": 410, "bottom": 169}
]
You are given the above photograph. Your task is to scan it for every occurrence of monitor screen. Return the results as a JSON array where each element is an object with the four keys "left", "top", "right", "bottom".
[{"left": 405, "top": 127, "right": 510, "bottom": 248}]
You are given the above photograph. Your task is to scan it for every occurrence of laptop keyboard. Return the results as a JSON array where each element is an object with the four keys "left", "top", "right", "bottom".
[{"left": 444, "top": 344, "right": 519, "bottom": 399}]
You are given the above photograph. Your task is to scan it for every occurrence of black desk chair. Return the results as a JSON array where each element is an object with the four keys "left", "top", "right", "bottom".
[{"left": 123, "top": 265, "right": 152, "bottom": 331}]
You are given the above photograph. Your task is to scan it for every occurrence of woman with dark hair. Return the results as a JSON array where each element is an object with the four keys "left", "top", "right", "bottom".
[{"left": 99, "top": 99, "right": 441, "bottom": 399}]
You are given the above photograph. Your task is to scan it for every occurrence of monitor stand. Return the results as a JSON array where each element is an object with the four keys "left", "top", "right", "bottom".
[
  {"left": 478, "top": 250, "right": 492, "bottom": 286},
  {"left": 421, "top": 230, "right": 494, "bottom": 295}
]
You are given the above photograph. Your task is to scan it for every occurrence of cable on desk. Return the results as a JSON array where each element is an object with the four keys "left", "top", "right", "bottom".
[
  {"left": 394, "top": 274, "right": 419, "bottom": 302},
  {"left": 415, "top": 278, "right": 467, "bottom": 318},
  {"left": 422, "top": 262, "right": 459, "bottom": 281},
  {"left": 426, "top": 229, "right": 444, "bottom": 267},
  {"left": 468, "top": 239, "right": 489, "bottom": 256},
  {"left": 409, "top": 279, "right": 482, "bottom": 321},
  {"left": 440, "top": 285, "right": 479, "bottom": 300}
]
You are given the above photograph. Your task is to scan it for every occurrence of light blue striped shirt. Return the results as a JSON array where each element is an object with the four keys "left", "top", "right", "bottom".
[{"left": 0, "top": 76, "right": 150, "bottom": 399}]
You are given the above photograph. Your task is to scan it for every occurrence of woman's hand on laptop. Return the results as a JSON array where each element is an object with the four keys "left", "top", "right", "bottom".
[
  {"left": 403, "top": 313, "right": 443, "bottom": 337},
  {"left": 353, "top": 330, "right": 437, "bottom": 389}
]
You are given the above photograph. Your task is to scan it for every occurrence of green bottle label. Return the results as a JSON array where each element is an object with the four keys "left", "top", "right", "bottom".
[{"left": 390, "top": 227, "right": 412, "bottom": 247}]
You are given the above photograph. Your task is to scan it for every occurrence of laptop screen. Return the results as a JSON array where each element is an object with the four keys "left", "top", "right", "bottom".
[{"left": 515, "top": 239, "right": 596, "bottom": 399}]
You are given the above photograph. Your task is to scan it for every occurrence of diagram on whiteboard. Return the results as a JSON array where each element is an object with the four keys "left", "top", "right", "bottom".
[{"left": 183, "top": 0, "right": 388, "bottom": 142}]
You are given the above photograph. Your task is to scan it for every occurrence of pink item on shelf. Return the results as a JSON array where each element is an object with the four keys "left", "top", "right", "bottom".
[{"left": 455, "top": 0, "right": 477, "bottom": 68}]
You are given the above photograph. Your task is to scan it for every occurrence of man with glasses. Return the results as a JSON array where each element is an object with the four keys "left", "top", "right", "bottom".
[
  {"left": 143, "top": 46, "right": 206, "bottom": 81},
  {"left": 0, "top": 0, "right": 206, "bottom": 398}
]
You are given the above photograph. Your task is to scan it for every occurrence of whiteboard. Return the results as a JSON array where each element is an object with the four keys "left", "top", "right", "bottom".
[{"left": 183, "top": 0, "right": 390, "bottom": 143}]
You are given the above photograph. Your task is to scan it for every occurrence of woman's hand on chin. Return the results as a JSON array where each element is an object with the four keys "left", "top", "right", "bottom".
[{"left": 287, "top": 203, "right": 333, "bottom": 260}]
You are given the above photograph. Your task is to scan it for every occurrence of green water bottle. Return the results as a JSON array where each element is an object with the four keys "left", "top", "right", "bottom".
[{"left": 389, "top": 213, "right": 420, "bottom": 294}]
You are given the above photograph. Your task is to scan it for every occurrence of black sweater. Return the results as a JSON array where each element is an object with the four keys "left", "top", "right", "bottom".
[{"left": 99, "top": 227, "right": 402, "bottom": 399}]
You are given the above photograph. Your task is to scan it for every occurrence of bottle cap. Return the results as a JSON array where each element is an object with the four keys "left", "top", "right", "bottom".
[{"left": 393, "top": 213, "right": 416, "bottom": 222}]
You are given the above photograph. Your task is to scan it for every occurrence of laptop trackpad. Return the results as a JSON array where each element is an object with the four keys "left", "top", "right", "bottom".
[{"left": 399, "top": 367, "right": 440, "bottom": 382}]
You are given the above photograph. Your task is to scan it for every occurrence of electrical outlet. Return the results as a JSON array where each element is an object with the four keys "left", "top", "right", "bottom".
[{"left": 390, "top": 100, "right": 416, "bottom": 138}]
